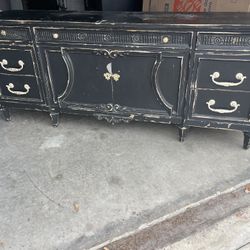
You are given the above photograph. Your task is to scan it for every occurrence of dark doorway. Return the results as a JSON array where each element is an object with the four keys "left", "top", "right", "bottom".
[
  {"left": 85, "top": 0, "right": 143, "bottom": 11},
  {"left": 23, "top": 0, "right": 59, "bottom": 10}
]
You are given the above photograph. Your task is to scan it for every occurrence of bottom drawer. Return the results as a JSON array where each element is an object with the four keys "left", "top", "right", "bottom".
[
  {"left": 191, "top": 90, "right": 250, "bottom": 121},
  {"left": 0, "top": 74, "right": 42, "bottom": 102}
]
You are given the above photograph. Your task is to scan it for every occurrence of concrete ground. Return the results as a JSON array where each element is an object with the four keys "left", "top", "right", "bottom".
[
  {"left": 102, "top": 184, "right": 250, "bottom": 250},
  {"left": 0, "top": 110, "right": 250, "bottom": 250}
]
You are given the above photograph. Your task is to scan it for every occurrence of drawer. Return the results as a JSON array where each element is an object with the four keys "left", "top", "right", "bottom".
[
  {"left": 195, "top": 55, "right": 250, "bottom": 92},
  {"left": 197, "top": 32, "right": 250, "bottom": 50},
  {"left": 35, "top": 28, "right": 191, "bottom": 48},
  {"left": 192, "top": 90, "right": 250, "bottom": 121},
  {"left": 0, "top": 74, "right": 42, "bottom": 102},
  {"left": 0, "top": 48, "right": 35, "bottom": 76},
  {"left": 0, "top": 26, "right": 31, "bottom": 42}
]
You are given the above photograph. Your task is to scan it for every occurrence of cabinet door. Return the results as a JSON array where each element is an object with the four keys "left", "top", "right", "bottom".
[
  {"left": 111, "top": 51, "right": 184, "bottom": 117},
  {"left": 45, "top": 48, "right": 113, "bottom": 111},
  {"left": 45, "top": 47, "right": 186, "bottom": 122}
]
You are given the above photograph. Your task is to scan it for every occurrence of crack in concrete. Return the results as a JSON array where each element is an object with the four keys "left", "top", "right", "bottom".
[{"left": 24, "top": 170, "right": 65, "bottom": 209}]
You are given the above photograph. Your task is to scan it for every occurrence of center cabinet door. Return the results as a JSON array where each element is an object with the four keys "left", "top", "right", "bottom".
[{"left": 45, "top": 47, "right": 186, "bottom": 120}]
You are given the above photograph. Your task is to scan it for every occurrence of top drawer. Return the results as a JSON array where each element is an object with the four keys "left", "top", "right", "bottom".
[
  {"left": 0, "top": 48, "right": 36, "bottom": 76},
  {"left": 194, "top": 54, "right": 250, "bottom": 92},
  {"left": 34, "top": 28, "right": 192, "bottom": 48},
  {"left": 197, "top": 32, "right": 250, "bottom": 50},
  {"left": 0, "top": 26, "right": 31, "bottom": 42}
]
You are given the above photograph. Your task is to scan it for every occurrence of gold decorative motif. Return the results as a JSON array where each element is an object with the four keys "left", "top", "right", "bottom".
[
  {"left": 104, "top": 63, "right": 120, "bottom": 82},
  {"left": 104, "top": 72, "right": 120, "bottom": 82}
]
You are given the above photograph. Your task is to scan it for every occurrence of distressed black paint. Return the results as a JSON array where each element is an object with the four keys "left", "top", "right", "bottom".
[{"left": 0, "top": 11, "right": 250, "bottom": 149}]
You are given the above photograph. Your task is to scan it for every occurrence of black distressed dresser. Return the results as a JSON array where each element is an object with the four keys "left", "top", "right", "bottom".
[{"left": 1, "top": 11, "right": 250, "bottom": 149}]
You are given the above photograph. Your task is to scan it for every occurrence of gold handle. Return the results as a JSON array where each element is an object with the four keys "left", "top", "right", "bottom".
[
  {"left": 206, "top": 99, "right": 240, "bottom": 114},
  {"left": 104, "top": 63, "right": 120, "bottom": 82},
  {"left": 210, "top": 72, "right": 246, "bottom": 87},
  {"left": 6, "top": 83, "right": 30, "bottom": 96},
  {"left": 0, "top": 59, "right": 25, "bottom": 72}
]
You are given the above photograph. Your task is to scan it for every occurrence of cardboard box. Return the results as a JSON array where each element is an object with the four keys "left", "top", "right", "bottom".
[{"left": 143, "top": 0, "right": 250, "bottom": 12}]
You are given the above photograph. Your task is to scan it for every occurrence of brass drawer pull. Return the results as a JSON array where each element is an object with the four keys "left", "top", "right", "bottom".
[
  {"left": 0, "top": 59, "right": 25, "bottom": 72},
  {"left": 210, "top": 72, "right": 246, "bottom": 87},
  {"left": 206, "top": 99, "right": 240, "bottom": 114},
  {"left": 6, "top": 83, "right": 30, "bottom": 96}
]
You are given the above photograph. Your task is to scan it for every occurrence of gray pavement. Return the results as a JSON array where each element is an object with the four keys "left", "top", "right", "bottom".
[
  {"left": 164, "top": 206, "right": 250, "bottom": 250},
  {"left": 0, "top": 110, "right": 250, "bottom": 250}
]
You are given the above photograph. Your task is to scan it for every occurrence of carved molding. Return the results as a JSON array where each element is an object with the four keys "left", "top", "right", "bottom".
[
  {"left": 152, "top": 55, "right": 173, "bottom": 116},
  {"left": 58, "top": 49, "right": 75, "bottom": 102},
  {"left": 94, "top": 113, "right": 134, "bottom": 125},
  {"left": 98, "top": 103, "right": 127, "bottom": 113},
  {"left": 198, "top": 34, "right": 250, "bottom": 47},
  {"left": 36, "top": 29, "right": 190, "bottom": 47},
  {"left": 93, "top": 49, "right": 129, "bottom": 59}
]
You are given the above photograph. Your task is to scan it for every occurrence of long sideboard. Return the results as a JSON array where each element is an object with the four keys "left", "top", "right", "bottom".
[{"left": 1, "top": 11, "right": 250, "bottom": 149}]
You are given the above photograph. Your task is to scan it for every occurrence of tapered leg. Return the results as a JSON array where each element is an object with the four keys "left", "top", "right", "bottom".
[
  {"left": 1, "top": 106, "right": 11, "bottom": 121},
  {"left": 50, "top": 112, "right": 59, "bottom": 127},
  {"left": 243, "top": 132, "right": 250, "bottom": 149},
  {"left": 178, "top": 126, "right": 189, "bottom": 142}
]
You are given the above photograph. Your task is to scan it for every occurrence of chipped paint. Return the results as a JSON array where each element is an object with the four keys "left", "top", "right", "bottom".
[{"left": 143, "top": 114, "right": 161, "bottom": 119}]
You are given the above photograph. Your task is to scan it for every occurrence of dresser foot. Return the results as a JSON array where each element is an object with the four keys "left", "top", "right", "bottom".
[
  {"left": 178, "top": 126, "right": 189, "bottom": 142},
  {"left": 243, "top": 132, "right": 250, "bottom": 149},
  {"left": 50, "top": 112, "right": 59, "bottom": 127},
  {"left": 1, "top": 107, "right": 11, "bottom": 121}
]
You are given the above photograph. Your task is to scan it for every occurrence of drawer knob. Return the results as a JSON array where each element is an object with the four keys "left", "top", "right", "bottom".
[
  {"left": 0, "top": 59, "right": 24, "bottom": 72},
  {"left": 162, "top": 36, "right": 169, "bottom": 44},
  {"left": 104, "top": 63, "right": 120, "bottom": 82},
  {"left": 52, "top": 33, "right": 59, "bottom": 39},
  {"left": 6, "top": 83, "right": 30, "bottom": 96},
  {"left": 210, "top": 72, "right": 247, "bottom": 87},
  {"left": 206, "top": 99, "right": 240, "bottom": 114},
  {"left": 0, "top": 30, "right": 6, "bottom": 36}
]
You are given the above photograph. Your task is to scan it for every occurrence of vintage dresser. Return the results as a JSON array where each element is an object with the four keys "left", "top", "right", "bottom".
[{"left": 1, "top": 11, "right": 250, "bottom": 149}]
